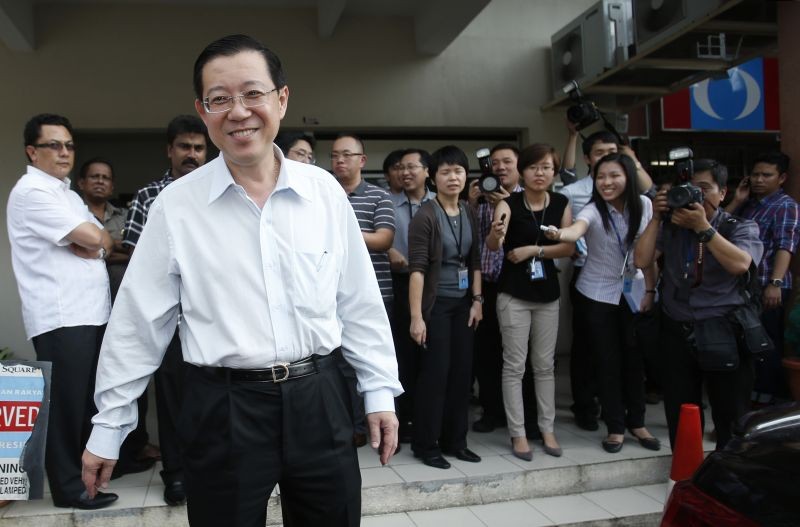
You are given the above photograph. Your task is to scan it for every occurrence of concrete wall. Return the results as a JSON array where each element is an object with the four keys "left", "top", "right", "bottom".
[{"left": 0, "top": 0, "right": 594, "bottom": 358}]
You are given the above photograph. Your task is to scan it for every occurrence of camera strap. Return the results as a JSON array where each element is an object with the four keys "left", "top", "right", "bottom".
[{"left": 681, "top": 230, "right": 704, "bottom": 287}]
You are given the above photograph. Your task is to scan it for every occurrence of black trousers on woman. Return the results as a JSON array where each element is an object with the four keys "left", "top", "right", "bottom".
[
  {"left": 581, "top": 293, "right": 646, "bottom": 435},
  {"left": 412, "top": 295, "right": 474, "bottom": 458},
  {"left": 177, "top": 355, "right": 361, "bottom": 527}
]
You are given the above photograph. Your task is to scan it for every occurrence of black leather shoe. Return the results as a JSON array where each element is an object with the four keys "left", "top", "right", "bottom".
[
  {"left": 445, "top": 448, "right": 481, "bottom": 463},
  {"left": 164, "top": 480, "right": 186, "bottom": 506},
  {"left": 421, "top": 454, "right": 451, "bottom": 469},
  {"left": 601, "top": 438, "right": 623, "bottom": 453},
  {"left": 63, "top": 491, "right": 118, "bottom": 510},
  {"left": 110, "top": 457, "right": 156, "bottom": 480},
  {"left": 471, "top": 416, "right": 496, "bottom": 433},
  {"left": 575, "top": 413, "right": 599, "bottom": 432},
  {"left": 629, "top": 430, "right": 661, "bottom": 451}
]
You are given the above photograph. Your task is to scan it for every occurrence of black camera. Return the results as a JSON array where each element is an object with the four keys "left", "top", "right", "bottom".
[
  {"left": 563, "top": 81, "right": 601, "bottom": 130},
  {"left": 666, "top": 147, "right": 703, "bottom": 208},
  {"left": 667, "top": 184, "right": 703, "bottom": 209},
  {"left": 475, "top": 148, "right": 501, "bottom": 193}
]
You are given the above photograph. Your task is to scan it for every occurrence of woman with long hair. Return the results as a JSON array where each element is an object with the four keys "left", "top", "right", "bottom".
[
  {"left": 408, "top": 145, "right": 483, "bottom": 469},
  {"left": 544, "top": 153, "right": 660, "bottom": 453},
  {"left": 486, "top": 143, "right": 574, "bottom": 460}
]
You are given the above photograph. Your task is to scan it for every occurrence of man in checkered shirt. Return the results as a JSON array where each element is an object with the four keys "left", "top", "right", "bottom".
[{"left": 121, "top": 114, "right": 207, "bottom": 506}]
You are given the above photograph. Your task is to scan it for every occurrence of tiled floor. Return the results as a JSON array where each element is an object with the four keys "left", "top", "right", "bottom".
[{"left": 1, "top": 364, "right": 712, "bottom": 524}]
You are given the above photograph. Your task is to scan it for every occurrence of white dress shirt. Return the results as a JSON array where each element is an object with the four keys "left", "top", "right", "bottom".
[
  {"left": 558, "top": 175, "right": 593, "bottom": 266},
  {"left": 88, "top": 150, "right": 402, "bottom": 460},
  {"left": 575, "top": 196, "right": 653, "bottom": 305},
  {"left": 6, "top": 165, "right": 110, "bottom": 339}
]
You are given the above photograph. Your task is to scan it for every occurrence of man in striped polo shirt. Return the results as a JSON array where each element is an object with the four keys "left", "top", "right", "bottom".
[{"left": 331, "top": 133, "right": 396, "bottom": 446}]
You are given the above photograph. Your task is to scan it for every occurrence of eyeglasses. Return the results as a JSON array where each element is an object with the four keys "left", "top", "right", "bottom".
[
  {"left": 86, "top": 174, "right": 113, "bottom": 182},
  {"left": 33, "top": 141, "right": 75, "bottom": 152},
  {"left": 330, "top": 152, "right": 364, "bottom": 161},
  {"left": 288, "top": 148, "right": 315, "bottom": 164},
  {"left": 202, "top": 88, "right": 279, "bottom": 114},
  {"left": 527, "top": 165, "right": 554, "bottom": 173},
  {"left": 398, "top": 164, "right": 425, "bottom": 172}
]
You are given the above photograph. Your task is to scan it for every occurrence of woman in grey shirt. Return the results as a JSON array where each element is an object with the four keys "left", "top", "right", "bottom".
[{"left": 408, "top": 146, "right": 483, "bottom": 469}]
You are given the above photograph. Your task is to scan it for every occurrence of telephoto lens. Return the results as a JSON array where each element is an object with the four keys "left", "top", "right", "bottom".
[{"left": 476, "top": 148, "right": 500, "bottom": 193}]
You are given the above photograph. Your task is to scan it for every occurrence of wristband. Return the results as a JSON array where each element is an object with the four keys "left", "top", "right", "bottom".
[{"left": 645, "top": 289, "right": 656, "bottom": 295}]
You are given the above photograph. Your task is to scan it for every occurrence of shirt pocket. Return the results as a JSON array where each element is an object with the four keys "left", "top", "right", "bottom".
[{"left": 292, "top": 249, "right": 338, "bottom": 318}]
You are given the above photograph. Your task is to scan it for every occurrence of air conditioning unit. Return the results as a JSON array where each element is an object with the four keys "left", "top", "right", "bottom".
[
  {"left": 633, "top": 0, "right": 725, "bottom": 55},
  {"left": 550, "top": 0, "right": 634, "bottom": 99}
]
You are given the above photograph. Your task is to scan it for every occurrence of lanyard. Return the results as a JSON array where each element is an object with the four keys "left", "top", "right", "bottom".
[
  {"left": 523, "top": 192, "right": 548, "bottom": 247},
  {"left": 406, "top": 197, "right": 417, "bottom": 221},
  {"left": 608, "top": 213, "right": 631, "bottom": 277},
  {"left": 437, "top": 198, "right": 464, "bottom": 262},
  {"left": 607, "top": 213, "right": 629, "bottom": 258}
]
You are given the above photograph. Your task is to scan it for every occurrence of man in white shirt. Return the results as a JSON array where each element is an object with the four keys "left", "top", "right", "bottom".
[
  {"left": 81, "top": 35, "right": 401, "bottom": 527},
  {"left": 7, "top": 114, "right": 116, "bottom": 510}
]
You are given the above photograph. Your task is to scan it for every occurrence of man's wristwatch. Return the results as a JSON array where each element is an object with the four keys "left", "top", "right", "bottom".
[
  {"left": 537, "top": 246, "right": 545, "bottom": 258},
  {"left": 696, "top": 227, "right": 716, "bottom": 243},
  {"left": 769, "top": 278, "right": 784, "bottom": 288},
  {"left": 472, "top": 294, "right": 484, "bottom": 305},
  {"left": 97, "top": 247, "right": 107, "bottom": 260}
]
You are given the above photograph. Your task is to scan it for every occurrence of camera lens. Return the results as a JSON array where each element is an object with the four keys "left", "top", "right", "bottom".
[{"left": 478, "top": 175, "right": 500, "bottom": 193}]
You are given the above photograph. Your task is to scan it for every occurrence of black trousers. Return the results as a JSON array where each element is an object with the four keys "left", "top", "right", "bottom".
[
  {"left": 474, "top": 281, "right": 537, "bottom": 426},
  {"left": 177, "top": 357, "right": 361, "bottom": 527},
  {"left": 569, "top": 267, "right": 599, "bottom": 418},
  {"left": 582, "top": 293, "right": 646, "bottom": 435},
  {"left": 753, "top": 288, "right": 791, "bottom": 400},
  {"left": 413, "top": 295, "right": 474, "bottom": 457},
  {"left": 661, "top": 313, "right": 753, "bottom": 451},
  {"left": 32, "top": 325, "right": 104, "bottom": 505},
  {"left": 391, "top": 272, "right": 420, "bottom": 433},
  {"left": 155, "top": 331, "right": 186, "bottom": 484}
]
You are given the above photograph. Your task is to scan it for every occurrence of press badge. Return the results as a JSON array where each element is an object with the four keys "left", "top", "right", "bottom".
[
  {"left": 528, "top": 258, "right": 546, "bottom": 281},
  {"left": 623, "top": 276, "right": 633, "bottom": 293},
  {"left": 458, "top": 266, "right": 469, "bottom": 290}
]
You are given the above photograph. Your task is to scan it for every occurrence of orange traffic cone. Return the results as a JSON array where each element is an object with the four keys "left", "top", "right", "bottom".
[{"left": 665, "top": 403, "right": 704, "bottom": 503}]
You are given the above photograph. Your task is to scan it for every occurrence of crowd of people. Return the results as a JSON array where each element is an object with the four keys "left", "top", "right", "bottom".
[{"left": 6, "top": 32, "right": 799, "bottom": 526}]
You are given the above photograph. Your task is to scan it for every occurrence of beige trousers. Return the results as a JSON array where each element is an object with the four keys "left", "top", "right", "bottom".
[{"left": 497, "top": 293, "right": 559, "bottom": 436}]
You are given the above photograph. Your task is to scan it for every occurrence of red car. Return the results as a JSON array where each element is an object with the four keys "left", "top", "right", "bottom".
[{"left": 662, "top": 402, "right": 800, "bottom": 526}]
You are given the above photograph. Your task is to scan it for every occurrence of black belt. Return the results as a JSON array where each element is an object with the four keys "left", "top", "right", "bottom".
[{"left": 194, "top": 351, "right": 337, "bottom": 383}]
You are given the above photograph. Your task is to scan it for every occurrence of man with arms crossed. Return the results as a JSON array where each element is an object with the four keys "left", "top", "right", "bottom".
[
  {"left": 82, "top": 34, "right": 401, "bottom": 527},
  {"left": 8, "top": 114, "right": 116, "bottom": 509}
]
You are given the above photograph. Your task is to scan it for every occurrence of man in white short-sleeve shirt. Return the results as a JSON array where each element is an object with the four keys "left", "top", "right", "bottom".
[{"left": 7, "top": 113, "right": 115, "bottom": 510}]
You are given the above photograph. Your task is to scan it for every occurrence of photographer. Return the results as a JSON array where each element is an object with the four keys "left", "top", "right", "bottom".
[{"left": 635, "top": 159, "right": 764, "bottom": 451}]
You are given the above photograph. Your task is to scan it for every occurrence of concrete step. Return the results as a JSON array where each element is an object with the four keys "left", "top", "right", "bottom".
[
  {"left": 361, "top": 483, "right": 668, "bottom": 526},
  {"left": 1, "top": 417, "right": 688, "bottom": 527}
]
